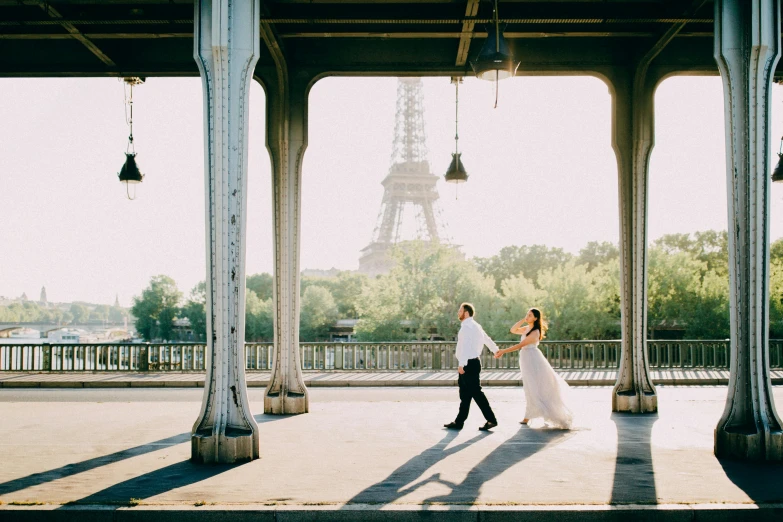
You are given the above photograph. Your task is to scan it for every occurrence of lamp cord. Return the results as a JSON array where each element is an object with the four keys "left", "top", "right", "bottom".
[
  {"left": 493, "top": 0, "right": 500, "bottom": 109},
  {"left": 127, "top": 82, "right": 135, "bottom": 154},
  {"left": 455, "top": 78, "right": 459, "bottom": 156}
]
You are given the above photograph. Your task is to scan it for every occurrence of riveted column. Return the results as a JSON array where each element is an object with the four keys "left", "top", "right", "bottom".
[
  {"left": 714, "top": 0, "right": 783, "bottom": 460},
  {"left": 608, "top": 65, "right": 658, "bottom": 414},
  {"left": 259, "top": 37, "right": 311, "bottom": 413},
  {"left": 191, "top": 0, "right": 260, "bottom": 464}
]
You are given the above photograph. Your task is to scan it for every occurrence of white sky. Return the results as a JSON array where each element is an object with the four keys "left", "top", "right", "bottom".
[{"left": 1, "top": 75, "right": 782, "bottom": 306}]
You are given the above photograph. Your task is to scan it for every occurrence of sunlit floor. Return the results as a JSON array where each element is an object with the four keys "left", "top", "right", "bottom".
[{"left": 0, "top": 387, "right": 781, "bottom": 509}]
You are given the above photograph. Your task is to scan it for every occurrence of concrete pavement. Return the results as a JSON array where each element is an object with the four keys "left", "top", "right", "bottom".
[{"left": 0, "top": 386, "right": 782, "bottom": 520}]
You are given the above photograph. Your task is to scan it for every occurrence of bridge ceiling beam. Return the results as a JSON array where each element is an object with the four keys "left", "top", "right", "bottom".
[
  {"left": 455, "top": 0, "right": 479, "bottom": 67},
  {"left": 32, "top": 0, "right": 116, "bottom": 68}
]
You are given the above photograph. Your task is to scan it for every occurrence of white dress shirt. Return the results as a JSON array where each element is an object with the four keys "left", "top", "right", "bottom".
[{"left": 455, "top": 317, "right": 499, "bottom": 367}]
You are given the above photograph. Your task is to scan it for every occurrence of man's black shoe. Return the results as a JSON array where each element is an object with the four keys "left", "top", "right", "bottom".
[
  {"left": 443, "top": 422, "right": 463, "bottom": 430},
  {"left": 478, "top": 421, "right": 497, "bottom": 431}
]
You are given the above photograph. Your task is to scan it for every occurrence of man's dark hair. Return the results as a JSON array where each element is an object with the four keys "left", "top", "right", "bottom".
[{"left": 461, "top": 302, "right": 475, "bottom": 317}]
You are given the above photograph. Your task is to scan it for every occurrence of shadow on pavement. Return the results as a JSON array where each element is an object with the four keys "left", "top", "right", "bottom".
[
  {"left": 610, "top": 412, "right": 658, "bottom": 504},
  {"left": 418, "top": 427, "right": 571, "bottom": 507},
  {"left": 344, "top": 426, "right": 571, "bottom": 508},
  {"left": 0, "top": 431, "right": 190, "bottom": 497},
  {"left": 720, "top": 458, "right": 783, "bottom": 503},
  {"left": 342, "top": 429, "right": 488, "bottom": 506},
  {"left": 57, "top": 459, "right": 239, "bottom": 508}
]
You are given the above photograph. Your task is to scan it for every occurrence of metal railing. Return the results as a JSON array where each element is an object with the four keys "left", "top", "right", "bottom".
[{"left": 2, "top": 340, "right": 782, "bottom": 372}]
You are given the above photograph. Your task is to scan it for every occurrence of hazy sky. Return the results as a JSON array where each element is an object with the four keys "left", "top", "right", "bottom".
[{"left": 1, "top": 75, "right": 782, "bottom": 306}]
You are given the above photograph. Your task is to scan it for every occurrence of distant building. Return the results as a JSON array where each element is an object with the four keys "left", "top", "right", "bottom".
[
  {"left": 39, "top": 286, "right": 48, "bottom": 306},
  {"left": 330, "top": 319, "right": 359, "bottom": 341}
]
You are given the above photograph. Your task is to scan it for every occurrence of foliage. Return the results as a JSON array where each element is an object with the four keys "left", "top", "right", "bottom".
[
  {"left": 302, "top": 271, "right": 369, "bottom": 318},
  {"left": 130, "top": 275, "right": 182, "bottom": 341},
  {"left": 299, "top": 286, "right": 339, "bottom": 341},
  {"left": 117, "top": 230, "right": 783, "bottom": 343},
  {"left": 246, "top": 291, "right": 274, "bottom": 341},
  {"left": 474, "top": 244, "right": 573, "bottom": 292},
  {"left": 355, "top": 242, "right": 497, "bottom": 341},
  {"left": 246, "top": 273, "right": 273, "bottom": 301},
  {"left": 181, "top": 282, "right": 207, "bottom": 342}
]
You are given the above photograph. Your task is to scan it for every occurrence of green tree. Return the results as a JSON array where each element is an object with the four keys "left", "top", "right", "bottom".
[
  {"left": 109, "top": 305, "right": 128, "bottom": 324},
  {"left": 131, "top": 275, "right": 182, "bottom": 341},
  {"left": 246, "top": 273, "right": 273, "bottom": 301},
  {"left": 474, "top": 244, "right": 573, "bottom": 292},
  {"left": 299, "top": 286, "right": 338, "bottom": 341},
  {"left": 536, "top": 260, "right": 619, "bottom": 340},
  {"left": 69, "top": 303, "right": 90, "bottom": 323},
  {"left": 90, "top": 305, "right": 110, "bottom": 323},
  {"left": 301, "top": 271, "right": 369, "bottom": 318},
  {"left": 355, "top": 242, "right": 499, "bottom": 341},
  {"left": 498, "top": 274, "right": 545, "bottom": 341},
  {"left": 770, "top": 260, "right": 783, "bottom": 338},
  {"left": 577, "top": 241, "right": 619, "bottom": 271},
  {"left": 181, "top": 281, "right": 207, "bottom": 342},
  {"left": 246, "top": 291, "right": 274, "bottom": 341},
  {"left": 654, "top": 230, "right": 728, "bottom": 277}
]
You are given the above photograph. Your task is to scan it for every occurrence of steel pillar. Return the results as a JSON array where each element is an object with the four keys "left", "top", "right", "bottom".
[
  {"left": 608, "top": 66, "right": 658, "bottom": 414},
  {"left": 714, "top": 0, "right": 783, "bottom": 461},
  {"left": 191, "top": 0, "right": 260, "bottom": 463},
  {"left": 259, "top": 26, "right": 310, "bottom": 413}
]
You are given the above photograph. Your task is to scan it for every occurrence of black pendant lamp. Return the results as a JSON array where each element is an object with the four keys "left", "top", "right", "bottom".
[
  {"left": 774, "top": 136, "right": 783, "bottom": 183},
  {"left": 118, "top": 77, "right": 145, "bottom": 199},
  {"left": 445, "top": 77, "right": 468, "bottom": 193},
  {"left": 470, "top": 0, "right": 520, "bottom": 107}
]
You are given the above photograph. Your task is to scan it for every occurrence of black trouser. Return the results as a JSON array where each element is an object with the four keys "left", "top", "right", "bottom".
[{"left": 454, "top": 358, "right": 496, "bottom": 425}]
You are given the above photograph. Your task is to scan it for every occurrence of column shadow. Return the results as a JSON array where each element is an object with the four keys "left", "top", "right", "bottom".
[
  {"left": 342, "top": 429, "right": 489, "bottom": 506},
  {"left": 0, "top": 413, "right": 288, "bottom": 499},
  {"left": 418, "top": 427, "right": 572, "bottom": 507},
  {"left": 610, "top": 412, "right": 658, "bottom": 504},
  {"left": 0, "top": 431, "right": 190, "bottom": 497},
  {"left": 719, "top": 458, "right": 783, "bottom": 503},
  {"left": 56, "top": 459, "right": 239, "bottom": 508}
]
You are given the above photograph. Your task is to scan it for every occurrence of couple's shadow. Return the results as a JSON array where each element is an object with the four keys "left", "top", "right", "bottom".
[{"left": 344, "top": 425, "right": 570, "bottom": 508}]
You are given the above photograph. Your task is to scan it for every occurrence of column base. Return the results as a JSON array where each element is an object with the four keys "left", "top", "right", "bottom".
[
  {"left": 612, "top": 389, "right": 657, "bottom": 413},
  {"left": 264, "top": 390, "right": 309, "bottom": 414},
  {"left": 715, "top": 428, "right": 783, "bottom": 461},
  {"left": 191, "top": 427, "right": 259, "bottom": 464}
]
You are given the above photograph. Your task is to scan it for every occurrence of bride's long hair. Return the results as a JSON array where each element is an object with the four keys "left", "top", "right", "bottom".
[{"left": 526, "top": 308, "right": 548, "bottom": 340}]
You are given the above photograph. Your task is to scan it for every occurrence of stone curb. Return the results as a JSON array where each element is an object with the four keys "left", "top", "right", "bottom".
[{"left": 1, "top": 504, "right": 783, "bottom": 522}]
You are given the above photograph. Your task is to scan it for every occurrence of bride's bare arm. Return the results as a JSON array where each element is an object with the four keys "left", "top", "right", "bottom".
[
  {"left": 510, "top": 319, "right": 529, "bottom": 335},
  {"left": 496, "top": 330, "right": 540, "bottom": 356}
]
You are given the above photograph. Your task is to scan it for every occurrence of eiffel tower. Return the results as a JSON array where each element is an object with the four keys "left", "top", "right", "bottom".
[{"left": 358, "top": 78, "right": 449, "bottom": 276}]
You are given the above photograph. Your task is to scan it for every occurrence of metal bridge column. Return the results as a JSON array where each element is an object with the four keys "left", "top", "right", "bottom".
[
  {"left": 608, "top": 65, "right": 659, "bottom": 414},
  {"left": 258, "top": 50, "right": 311, "bottom": 413},
  {"left": 714, "top": 0, "right": 783, "bottom": 460},
  {"left": 191, "top": 0, "right": 260, "bottom": 464}
]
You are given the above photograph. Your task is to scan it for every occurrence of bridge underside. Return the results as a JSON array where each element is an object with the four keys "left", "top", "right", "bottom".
[
  {"left": 0, "top": 0, "right": 734, "bottom": 79},
  {"left": 3, "top": 0, "right": 783, "bottom": 463}
]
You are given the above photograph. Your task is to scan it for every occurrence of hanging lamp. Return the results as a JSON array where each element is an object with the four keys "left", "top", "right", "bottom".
[
  {"left": 118, "top": 77, "right": 145, "bottom": 199},
  {"left": 445, "top": 77, "right": 468, "bottom": 196},
  {"left": 470, "top": 0, "right": 520, "bottom": 108}
]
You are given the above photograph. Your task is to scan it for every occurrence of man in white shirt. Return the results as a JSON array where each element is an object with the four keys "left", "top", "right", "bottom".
[{"left": 444, "top": 302, "right": 499, "bottom": 431}]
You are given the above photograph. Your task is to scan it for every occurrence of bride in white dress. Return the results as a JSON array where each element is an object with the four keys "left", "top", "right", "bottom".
[{"left": 494, "top": 308, "right": 573, "bottom": 429}]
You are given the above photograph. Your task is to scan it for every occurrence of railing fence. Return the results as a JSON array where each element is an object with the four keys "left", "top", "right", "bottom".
[{"left": 2, "top": 340, "right": 782, "bottom": 372}]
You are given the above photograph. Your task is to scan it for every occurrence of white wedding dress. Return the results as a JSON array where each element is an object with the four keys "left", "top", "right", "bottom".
[{"left": 518, "top": 337, "right": 573, "bottom": 429}]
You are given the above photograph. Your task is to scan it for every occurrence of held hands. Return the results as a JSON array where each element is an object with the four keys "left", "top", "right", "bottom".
[
  {"left": 458, "top": 366, "right": 465, "bottom": 375},
  {"left": 494, "top": 349, "right": 504, "bottom": 359}
]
